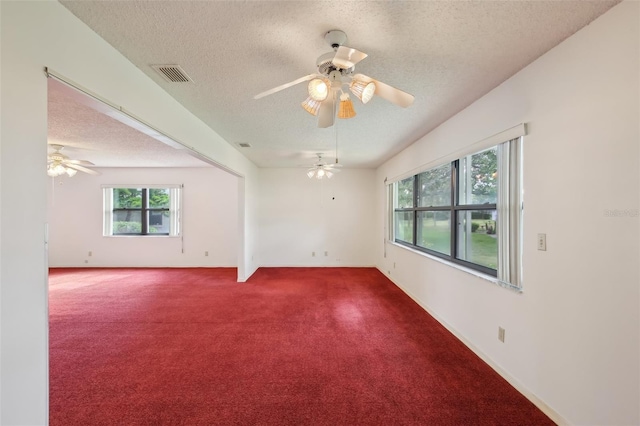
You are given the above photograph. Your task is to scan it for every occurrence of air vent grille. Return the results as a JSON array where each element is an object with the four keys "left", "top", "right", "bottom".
[{"left": 151, "top": 65, "right": 193, "bottom": 83}]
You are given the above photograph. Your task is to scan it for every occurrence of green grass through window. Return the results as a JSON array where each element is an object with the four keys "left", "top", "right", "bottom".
[{"left": 398, "top": 220, "right": 497, "bottom": 270}]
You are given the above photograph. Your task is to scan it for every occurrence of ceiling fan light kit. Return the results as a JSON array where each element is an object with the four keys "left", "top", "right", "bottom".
[
  {"left": 338, "top": 93, "right": 356, "bottom": 119},
  {"left": 47, "top": 163, "right": 77, "bottom": 177},
  {"left": 47, "top": 144, "right": 99, "bottom": 177},
  {"left": 301, "top": 96, "right": 322, "bottom": 116},
  {"left": 350, "top": 79, "right": 376, "bottom": 104},
  {"left": 254, "top": 29, "right": 414, "bottom": 128},
  {"left": 307, "top": 78, "right": 330, "bottom": 101},
  {"left": 307, "top": 168, "right": 333, "bottom": 179},
  {"left": 306, "top": 153, "right": 341, "bottom": 180}
]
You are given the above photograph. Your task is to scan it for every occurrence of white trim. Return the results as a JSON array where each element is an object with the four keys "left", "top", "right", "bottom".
[
  {"left": 103, "top": 187, "right": 113, "bottom": 236},
  {"left": 378, "top": 266, "right": 567, "bottom": 426},
  {"left": 387, "top": 123, "right": 527, "bottom": 185}
]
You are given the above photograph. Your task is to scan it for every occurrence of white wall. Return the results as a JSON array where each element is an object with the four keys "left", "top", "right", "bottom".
[
  {"left": 48, "top": 168, "right": 238, "bottom": 267},
  {"left": 376, "top": 2, "right": 639, "bottom": 425},
  {"left": 0, "top": 2, "right": 259, "bottom": 424},
  {"left": 259, "top": 169, "right": 376, "bottom": 267}
]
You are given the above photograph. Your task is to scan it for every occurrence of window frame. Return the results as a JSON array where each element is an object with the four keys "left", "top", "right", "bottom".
[
  {"left": 103, "top": 185, "right": 181, "bottom": 237},
  {"left": 394, "top": 158, "right": 498, "bottom": 277},
  {"left": 111, "top": 188, "right": 169, "bottom": 236},
  {"left": 389, "top": 126, "right": 525, "bottom": 289}
]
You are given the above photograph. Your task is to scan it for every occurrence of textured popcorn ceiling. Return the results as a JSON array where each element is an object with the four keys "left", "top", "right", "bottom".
[
  {"left": 48, "top": 79, "right": 211, "bottom": 168},
  {"left": 56, "top": 0, "right": 619, "bottom": 168}
]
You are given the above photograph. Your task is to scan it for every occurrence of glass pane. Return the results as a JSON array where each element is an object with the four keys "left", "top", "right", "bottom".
[
  {"left": 417, "top": 211, "right": 451, "bottom": 255},
  {"left": 148, "top": 188, "right": 170, "bottom": 209},
  {"left": 113, "top": 210, "right": 142, "bottom": 234},
  {"left": 459, "top": 146, "right": 498, "bottom": 205},
  {"left": 148, "top": 211, "right": 170, "bottom": 234},
  {"left": 417, "top": 163, "right": 451, "bottom": 207},
  {"left": 113, "top": 188, "right": 142, "bottom": 209},
  {"left": 456, "top": 210, "right": 498, "bottom": 270},
  {"left": 396, "top": 177, "right": 414, "bottom": 208},
  {"left": 394, "top": 211, "right": 413, "bottom": 243}
]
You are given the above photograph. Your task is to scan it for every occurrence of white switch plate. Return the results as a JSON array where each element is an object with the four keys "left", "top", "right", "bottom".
[{"left": 537, "top": 233, "right": 547, "bottom": 251}]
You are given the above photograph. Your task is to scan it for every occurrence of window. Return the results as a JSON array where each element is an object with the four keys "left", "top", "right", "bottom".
[
  {"left": 392, "top": 137, "right": 522, "bottom": 288},
  {"left": 103, "top": 186, "right": 181, "bottom": 236}
]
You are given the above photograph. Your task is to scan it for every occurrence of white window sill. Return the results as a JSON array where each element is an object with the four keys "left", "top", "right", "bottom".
[
  {"left": 103, "top": 235, "right": 181, "bottom": 238},
  {"left": 387, "top": 241, "right": 522, "bottom": 293}
]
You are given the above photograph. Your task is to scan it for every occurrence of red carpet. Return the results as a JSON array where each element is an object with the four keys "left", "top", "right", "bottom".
[{"left": 49, "top": 267, "right": 553, "bottom": 425}]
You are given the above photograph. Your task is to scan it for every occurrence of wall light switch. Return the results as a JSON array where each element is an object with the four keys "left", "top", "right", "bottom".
[{"left": 537, "top": 233, "right": 547, "bottom": 251}]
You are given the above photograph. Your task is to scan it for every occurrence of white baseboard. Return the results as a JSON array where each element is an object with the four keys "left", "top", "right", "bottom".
[{"left": 376, "top": 266, "right": 568, "bottom": 426}]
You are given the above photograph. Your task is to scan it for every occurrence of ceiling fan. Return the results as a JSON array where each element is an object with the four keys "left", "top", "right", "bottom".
[
  {"left": 306, "top": 153, "right": 342, "bottom": 179},
  {"left": 254, "top": 30, "right": 414, "bottom": 128},
  {"left": 47, "top": 144, "right": 99, "bottom": 177}
]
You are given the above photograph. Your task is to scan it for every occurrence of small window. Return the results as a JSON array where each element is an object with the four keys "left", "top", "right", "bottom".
[{"left": 103, "top": 186, "right": 181, "bottom": 236}]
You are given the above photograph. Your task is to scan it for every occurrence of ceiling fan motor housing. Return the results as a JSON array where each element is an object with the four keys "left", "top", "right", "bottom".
[
  {"left": 316, "top": 52, "right": 354, "bottom": 76},
  {"left": 317, "top": 29, "right": 354, "bottom": 76}
]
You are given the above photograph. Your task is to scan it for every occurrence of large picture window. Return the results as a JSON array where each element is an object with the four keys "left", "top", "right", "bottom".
[
  {"left": 392, "top": 137, "right": 522, "bottom": 287},
  {"left": 103, "top": 186, "right": 181, "bottom": 236}
]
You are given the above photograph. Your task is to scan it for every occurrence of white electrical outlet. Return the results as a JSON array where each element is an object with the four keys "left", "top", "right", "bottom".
[
  {"left": 537, "top": 233, "right": 547, "bottom": 251},
  {"left": 324, "top": 251, "right": 328, "bottom": 256},
  {"left": 498, "top": 327, "right": 505, "bottom": 343},
  {"left": 205, "top": 251, "right": 209, "bottom": 256},
  {"left": 312, "top": 252, "right": 315, "bottom": 257},
  {"left": 88, "top": 251, "right": 92, "bottom": 257}
]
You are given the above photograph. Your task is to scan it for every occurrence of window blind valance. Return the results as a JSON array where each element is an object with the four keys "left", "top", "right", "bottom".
[{"left": 386, "top": 123, "right": 526, "bottom": 185}]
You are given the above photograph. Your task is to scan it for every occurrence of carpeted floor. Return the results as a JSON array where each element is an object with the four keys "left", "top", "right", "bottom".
[{"left": 49, "top": 267, "right": 554, "bottom": 425}]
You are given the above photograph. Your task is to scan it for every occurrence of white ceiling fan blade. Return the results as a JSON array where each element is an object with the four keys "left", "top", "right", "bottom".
[
  {"left": 317, "top": 96, "right": 335, "bottom": 128},
  {"left": 254, "top": 74, "right": 318, "bottom": 99},
  {"left": 354, "top": 74, "right": 415, "bottom": 108},
  {"left": 64, "top": 159, "right": 94, "bottom": 166},
  {"left": 66, "top": 163, "right": 100, "bottom": 176},
  {"left": 332, "top": 46, "right": 368, "bottom": 69}
]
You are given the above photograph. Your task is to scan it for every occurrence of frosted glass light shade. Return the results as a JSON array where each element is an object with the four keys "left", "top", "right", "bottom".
[
  {"left": 350, "top": 79, "right": 376, "bottom": 104},
  {"left": 306, "top": 166, "right": 333, "bottom": 179},
  {"left": 47, "top": 162, "right": 78, "bottom": 177},
  {"left": 47, "top": 163, "right": 67, "bottom": 177}
]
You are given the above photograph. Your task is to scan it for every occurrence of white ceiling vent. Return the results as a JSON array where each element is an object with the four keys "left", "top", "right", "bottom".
[
  {"left": 151, "top": 65, "right": 193, "bottom": 83},
  {"left": 238, "top": 143, "right": 252, "bottom": 148}
]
